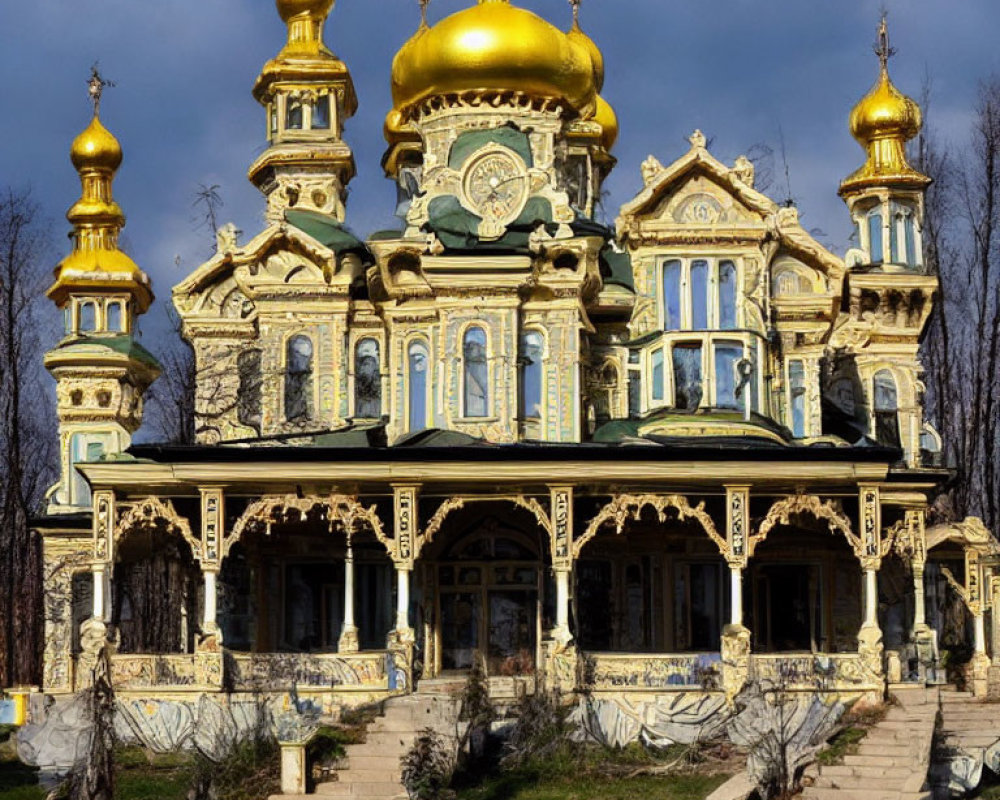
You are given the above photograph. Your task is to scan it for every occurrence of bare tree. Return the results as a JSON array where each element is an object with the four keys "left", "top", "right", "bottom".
[{"left": 0, "top": 187, "right": 57, "bottom": 685}]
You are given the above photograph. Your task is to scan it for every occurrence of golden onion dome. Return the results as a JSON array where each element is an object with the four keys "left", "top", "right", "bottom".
[
  {"left": 276, "top": 0, "right": 334, "bottom": 23},
  {"left": 593, "top": 95, "right": 618, "bottom": 150},
  {"left": 391, "top": 0, "right": 597, "bottom": 116},
  {"left": 70, "top": 115, "right": 123, "bottom": 173},
  {"left": 567, "top": 20, "right": 604, "bottom": 93},
  {"left": 849, "top": 66, "right": 921, "bottom": 147}
]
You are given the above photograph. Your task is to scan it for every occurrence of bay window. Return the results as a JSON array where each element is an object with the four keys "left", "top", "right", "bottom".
[
  {"left": 644, "top": 334, "right": 762, "bottom": 412},
  {"left": 659, "top": 257, "right": 741, "bottom": 331}
]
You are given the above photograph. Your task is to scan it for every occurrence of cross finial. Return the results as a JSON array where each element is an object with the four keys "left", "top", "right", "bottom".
[
  {"left": 418, "top": 0, "right": 429, "bottom": 24},
  {"left": 87, "top": 63, "right": 116, "bottom": 116},
  {"left": 569, "top": 0, "right": 582, "bottom": 24},
  {"left": 874, "top": 12, "right": 896, "bottom": 73}
]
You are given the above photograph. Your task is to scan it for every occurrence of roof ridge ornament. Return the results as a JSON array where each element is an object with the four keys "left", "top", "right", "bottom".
[
  {"left": 87, "top": 63, "right": 116, "bottom": 117},
  {"left": 689, "top": 129, "right": 707, "bottom": 150}
]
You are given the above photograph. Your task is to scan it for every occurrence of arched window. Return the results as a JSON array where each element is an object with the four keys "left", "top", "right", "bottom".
[
  {"left": 690, "top": 260, "right": 709, "bottom": 329},
  {"left": 873, "top": 370, "right": 900, "bottom": 448},
  {"left": 463, "top": 327, "right": 489, "bottom": 417},
  {"left": 354, "top": 338, "right": 381, "bottom": 418},
  {"left": 519, "top": 331, "right": 544, "bottom": 420},
  {"left": 311, "top": 96, "right": 331, "bottom": 129},
  {"left": 237, "top": 349, "right": 262, "bottom": 432},
  {"left": 286, "top": 99, "right": 304, "bottom": 131},
  {"left": 106, "top": 301, "right": 124, "bottom": 333},
  {"left": 79, "top": 301, "right": 96, "bottom": 333},
  {"left": 867, "top": 211, "right": 884, "bottom": 264},
  {"left": 408, "top": 341, "right": 430, "bottom": 432},
  {"left": 718, "top": 261, "right": 738, "bottom": 330},
  {"left": 788, "top": 360, "right": 806, "bottom": 437},
  {"left": 662, "top": 260, "right": 682, "bottom": 330},
  {"left": 284, "top": 335, "right": 313, "bottom": 421}
]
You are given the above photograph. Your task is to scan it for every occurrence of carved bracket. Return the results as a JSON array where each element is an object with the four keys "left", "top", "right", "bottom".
[
  {"left": 749, "top": 493, "right": 862, "bottom": 563},
  {"left": 575, "top": 494, "right": 726, "bottom": 559},
  {"left": 115, "top": 497, "right": 200, "bottom": 563}
]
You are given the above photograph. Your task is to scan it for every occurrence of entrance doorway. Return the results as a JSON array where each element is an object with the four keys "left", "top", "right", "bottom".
[
  {"left": 436, "top": 522, "right": 541, "bottom": 675},
  {"left": 751, "top": 564, "right": 822, "bottom": 652}
]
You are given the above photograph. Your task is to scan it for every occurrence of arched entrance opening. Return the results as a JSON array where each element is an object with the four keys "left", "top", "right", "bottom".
[{"left": 419, "top": 502, "right": 550, "bottom": 677}]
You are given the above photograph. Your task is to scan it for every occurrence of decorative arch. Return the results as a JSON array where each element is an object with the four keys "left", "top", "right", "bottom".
[
  {"left": 574, "top": 494, "right": 726, "bottom": 559},
  {"left": 749, "top": 494, "right": 861, "bottom": 559},
  {"left": 114, "top": 497, "right": 201, "bottom": 562},
  {"left": 418, "top": 496, "right": 552, "bottom": 561},
  {"left": 224, "top": 494, "right": 391, "bottom": 560}
]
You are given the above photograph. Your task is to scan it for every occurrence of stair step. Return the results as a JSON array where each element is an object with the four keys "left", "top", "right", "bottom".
[
  {"left": 315, "top": 780, "right": 406, "bottom": 796},
  {"left": 802, "top": 788, "right": 906, "bottom": 800},
  {"left": 820, "top": 765, "right": 912, "bottom": 780},
  {"left": 842, "top": 754, "right": 914, "bottom": 768},
  {"left": 345, "top": 755, "right": 407, "bottom": 771}
]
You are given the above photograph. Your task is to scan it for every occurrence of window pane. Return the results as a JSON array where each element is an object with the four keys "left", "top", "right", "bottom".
[
  {"left": 672, "top": 344, "right": 702, "bottom": 410},
  {"left": 520, "top": 332, "right": 543, "bottom": 420},
  {"left": 904, "top": 215, "right": 917, "bottom": 266},
  {"left": 463, "top": 327, "right": 488, "bottom": 417},
  {"left": 868, "top": 213, "right": 883, "bottom": 263},
  {"left": 690, "top": 260, "right": 709, "bottom": 329},
  {"left": 789, "top": 360, "right": 806, "bottom": 438},
  {"left": 311, "top": 97, "right": 330, "bottom": 129},
  {"left": 719, "top": 261, "right": 737, "bottom": 330},
  {"left": 874, "top": 370, "right": 900, "bottom": 448},
  {"left": 79, "top": 302, "right": 96, "bottom": 333},
  {"left": 106, "top": 302, "right": 123, "bottom": 332},
  {"left": 355, "top": 339, "right": 381, "bottom": 418},
  {"left": 285, "top": 335, "right": 313, "bottom": 421},
  {"left": 408, "top": 342, "right": 429, "bottom": 432},
  {"left": 651, "top": 349, "right": 664, "bottom": 402},
  {"left": 628, "top": 370, "right": 642, "bottom": 417},
  {"left": 286, "top": 101, "right": 303, "bottom": 130},
  {"left": 662, "top": 260, "right": 682, "bottom": 330},
  {"left": 714, "top": 343, "right": 741, "bottom": 409},
  {"left": 890, "top": 209, "right": 900, "bottom": 263}
]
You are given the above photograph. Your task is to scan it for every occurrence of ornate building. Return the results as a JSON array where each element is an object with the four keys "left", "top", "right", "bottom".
[{"left": 32, "top": 0, "right": 1000, "bottom": 761}]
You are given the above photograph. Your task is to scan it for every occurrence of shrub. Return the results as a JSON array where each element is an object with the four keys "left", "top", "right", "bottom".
[{"left": 401, "top": 728, "right": 455, "bottom": 800}]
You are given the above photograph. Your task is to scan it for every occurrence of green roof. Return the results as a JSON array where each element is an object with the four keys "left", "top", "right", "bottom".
[
  {"left": 449, "top": 125, "right": 534, "bottom": 170},
  {"left": 56, "top": 334, "right": 161, "bottom": 370},
  {"left": 426, "top": 195, "right": 556, "bottom": 252},
  {"left": 285, "top": 209, "right": 373, "bottom": 260}
]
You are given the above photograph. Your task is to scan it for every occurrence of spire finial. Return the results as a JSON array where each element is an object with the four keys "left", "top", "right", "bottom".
[
  {"left": 418, "top": 0, "right": 429, "bottom": 24},
  {"left": 569, "top": 0, "right": 581, "bottom": 25},
  {"left": 87, "top": 63, "right": 115, "bottom": 116},
  {"left": 874, "top": 12, "right": 896, "bottom": 73}
]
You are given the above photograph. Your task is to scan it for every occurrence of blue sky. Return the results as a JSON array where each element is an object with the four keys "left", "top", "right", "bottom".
[{"left": 2, "top": 1, "right": 998, "bottom": 339}]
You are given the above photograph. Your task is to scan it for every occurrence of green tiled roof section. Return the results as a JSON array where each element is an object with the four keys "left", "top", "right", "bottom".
[
  {"left": 448, "top": 125, "right": 534, "bottom": 170},
  {"left": 285, "top": 209, "right": 370, "bottom": 255},
  {"left": 55, "top": 334, "right": 161, "bottom": 369},
  {"left": 426, "top": 195, "right": 555, "bottom": 252},
  {"left": 600, "top": 242, "right": 635, "bottom": 292}
]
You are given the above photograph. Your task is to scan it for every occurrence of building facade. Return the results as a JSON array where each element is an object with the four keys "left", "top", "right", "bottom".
[{"left": 34, "top": 0, "right": 1000, "bottom": 746}]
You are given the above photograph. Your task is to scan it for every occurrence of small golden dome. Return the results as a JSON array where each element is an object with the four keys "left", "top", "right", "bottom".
[
  {"left": 849, "top": 67, "right": 921, "bottom": 146},
  {"left": 568, "top": 20, "right": 604, "bottom": 93},
  {"left": 70, "top": 115, "right": 122, "bottom": 173},
  {"left": 593, "top": 95, "right": 618, "bottom": 150},
  {"left": 391, "top": 0, "right": 597, "bottom": 116},
  {"left": 276, "top": 0, "right": 334, "bottom": 23}
]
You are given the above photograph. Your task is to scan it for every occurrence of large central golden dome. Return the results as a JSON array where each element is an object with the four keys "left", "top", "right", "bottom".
[{"left": 391, "top": 0, "right": 597, "bottom": 115}]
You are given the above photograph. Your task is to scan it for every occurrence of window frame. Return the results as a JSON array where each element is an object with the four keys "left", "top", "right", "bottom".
[
  {"left": 657, "top": 256, "right": 743, "bottom": 332},
  {"left": 518, "top": 328, "right": 546, "bottom": 424},
  {"left": 460, "top": 325, "right": 491, "bottom": 419},
  {"left": 352, "top": 336, "right": 383, "bottom": 420},
  {"left": 405, "top": 337, "right": 432, "bottom": 434},
  {"left": 283, "top": 333, "right": 315, "bottom": 422}
]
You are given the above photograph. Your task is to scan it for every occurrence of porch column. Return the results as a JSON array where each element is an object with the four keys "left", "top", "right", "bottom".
[
  {"left": 729, "top": 566, "right": 743, "bottom": 626},
  {"left": 395, "top": 566, "right": 411, "bottom": 636},
  {"left": 92, "top": 563, "right": 108, "bottom": 622},
  {"left": 203, "top": 569, "right": 219, "bottom": 633},
  {"left": 913, "top": 563, "right": 927, "bottom": 629},
  {"left": 974, "top": 611, "right": 987, "bottom": 656},
  {"left": 338, "top": 540, "right": 359, "bottom": 653},
  {"left": 555, "top": 568, "right": 571, "bottom": 634},
  {"left": 863, "top": 568, "right": 879, "bottom": 628}
]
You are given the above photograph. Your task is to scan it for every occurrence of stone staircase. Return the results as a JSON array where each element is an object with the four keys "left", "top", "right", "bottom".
[
  {"left": 272, "top": 687, "right": 464, "bottom": 800},
  {"left": 928, "top": 686, "right": 1000, "bottom": 797},
  {"left": 801, "top": 686, "right": 939, "bottom": 800}
]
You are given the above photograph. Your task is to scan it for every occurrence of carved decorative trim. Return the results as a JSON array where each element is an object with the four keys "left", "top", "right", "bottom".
[
  {"left": 419, "top": 497, "right": 466, "bottom": 559},
  {"left": 225, "top": 494, "right": 390, "bottom": 559},
  {"left": 416, "top": 495, "right": 552, "bottom": 561},
  {"left": 575, "top": 494, "right": 726, "bottom": 559},
  {"left": 115, "top": 497, "right": 200, "bottom": 562},
  {"left": 940, "top": 566, "right": 975, "bottom": 614},
  {"left": 749, "top": 494, "right": 862, "bottom": 561}
]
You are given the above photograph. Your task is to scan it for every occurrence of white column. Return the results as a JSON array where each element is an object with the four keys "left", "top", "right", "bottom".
[
  {"left": 730, "top": 566, "right": 743, "bottom": 626},
  {"left": 395, "top": 567, "right": 411, "bottom": 633},
  {"left": 339, "top": 542, "right": 358, "bottom": 652},
  {"left": 92, "top": 564, "right": 106, "bottom": 620},
  {"left": 863, "top": 568, "right": 879, "bottom": 627},
  {"left": 556, "top": 570, "right": 570, "bottom": 632},
  {"left": 203, "top": 570, "right": 218, "bottom": 631},
  {"left": 913, "top": 565, "right": 927, "bottom": 628},
  {"left": 974, "top": 612, "right": 987, "bottom": 655}
]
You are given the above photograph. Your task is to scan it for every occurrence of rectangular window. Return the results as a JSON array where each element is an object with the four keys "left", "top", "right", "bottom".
[
  {"left": 651, "top": 349, "right": 665, "bottom": 402},
  {"left": 904, "top": 216, "right": 917, "bottom": 266},
  {"left": 628, "top": 369, "right": 642, "bottom": 417},
  {"left": 890, "top": 211, "right": 900, "bottom": 263},
  {"left": 789, "top": 359, "right": 806, "bottom": 437},
  {"left": 690, "top": 260, "right": 709, "bottom": 329},
  {"left": 662, "top": 260, "right": 682, "bottom": 330},
  {"left": 672, "top": 343, "right": 703, "bottom": 410},
  {"left": 868, "top": 213, "right": 883, "bottom": 263},
  {"left": 718, "top": 261, "right": 738, "bottom": 330},
  {"left": 714, "top": 343, "right": 742, "bottom": 409}
]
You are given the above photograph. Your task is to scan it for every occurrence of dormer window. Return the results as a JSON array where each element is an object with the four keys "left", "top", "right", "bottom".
[{"left": 660, "top": 258, "right": 741, "bottom": 331}]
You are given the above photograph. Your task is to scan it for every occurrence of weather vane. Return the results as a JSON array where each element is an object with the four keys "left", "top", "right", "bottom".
[
  {"left": 569, "top": 0, "right": 582, "bottom": 24},
  {"left": 87, "top": 63, "right": 116, "bottom": 116},
  {"left": 874, "top": 13, "right": 896, "bottom": 72}
]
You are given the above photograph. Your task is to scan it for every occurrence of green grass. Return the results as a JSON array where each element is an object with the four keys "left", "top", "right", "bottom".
[{"left": 815, "top": 726, "right": 868, "bottom": 766}]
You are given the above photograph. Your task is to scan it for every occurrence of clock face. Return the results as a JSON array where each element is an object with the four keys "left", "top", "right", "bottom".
[{"left": 462, "top": 150, "right": 529, "bottom": 235}]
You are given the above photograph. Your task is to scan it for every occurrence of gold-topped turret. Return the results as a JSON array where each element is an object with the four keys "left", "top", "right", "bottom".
[
  {"left": 48, "top": 70, "right": 152, "bottom": 313},
  {"left": 839, "top": 16, "right": 929, "bottom": 197}
]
